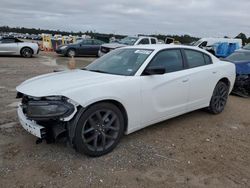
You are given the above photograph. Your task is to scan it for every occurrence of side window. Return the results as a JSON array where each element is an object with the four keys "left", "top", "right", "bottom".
[
  {"left": 151, "top": 38, "right": 156, "bottom": 44},
  {"left": 93, "top": 39, "right": 103, "bottom": 45},
  {"left": 147, "top": 50, "right": 183, "bottom": 73},
  {"left": 81, "top": 40, "right": 92, "bottom": 45},
  {"left": 184, "top": 49, "right": 207, "bottom": 68},
  {"left": 204, "top": 54, "right": 212, "bottom": 64},
  {"left": 138, "top": 38, "right": 150, "bottom": 45},
  {"left": 1, "top": 39, "right": 15, "bottom": 43}
]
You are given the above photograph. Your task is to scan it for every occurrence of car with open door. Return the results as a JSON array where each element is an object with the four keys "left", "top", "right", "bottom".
[{"left": 16, "top": 45, "right": 235, "bottom": 156}]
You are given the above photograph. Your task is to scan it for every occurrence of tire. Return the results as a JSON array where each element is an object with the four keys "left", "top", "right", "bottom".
[
  {"left": 208, "top": 81, "right": 229, "bottom": 114},
  {"left": 21, "top": 47, "right": 33, "bottom": 58},
  {"left": 67, "top": 49, "right": 76, "bottom": 57},
  {"left": 74, "top": 102, "right": 124, "bottom": 157}
]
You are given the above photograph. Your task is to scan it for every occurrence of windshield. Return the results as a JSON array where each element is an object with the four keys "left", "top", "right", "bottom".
[
  {"left": 243, "top": 44, "right": 250, "bottom": 50},
  {"left": 226, "top": 52, "right": 250, "bottom": 62},
  {"left": 119, "top": 37, "right": 139, "bottom": 45},
  {"left": 85, "top": 48, "right": 153, "bottom": 76}
]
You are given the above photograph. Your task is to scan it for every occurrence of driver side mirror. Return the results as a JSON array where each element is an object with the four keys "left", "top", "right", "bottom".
[{"left": 143, "top": 66, "right": 165, "bottom": 75}]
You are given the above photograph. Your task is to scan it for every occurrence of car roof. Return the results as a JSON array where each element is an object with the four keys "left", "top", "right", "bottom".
[{"left": 123, "top": 44, "right": 204, "bottom": 51}]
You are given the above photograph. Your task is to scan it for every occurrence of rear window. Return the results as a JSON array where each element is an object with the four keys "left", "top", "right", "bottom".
[
  {"left": 204, "top": 54, "right": 212, "bottom": 64},
  {"left": 138, "top": 38, "right": 150, "bottom": 45},
  {"left": 184, "top": 49, "right": 211, "bottom": 68},
  {"left": 151, "top": 38, "right": 157, "bottom": 44}
]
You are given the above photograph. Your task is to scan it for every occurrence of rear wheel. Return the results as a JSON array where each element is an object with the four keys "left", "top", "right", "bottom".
[
  {"left": 21, "top": 47, "right": 33, "bottom": 58},
  {"left": 74, "top": 102, "right": 124, "bottom": 157},
  {"left": 208, "top": 81, "right": 229, "bottom": 114}
]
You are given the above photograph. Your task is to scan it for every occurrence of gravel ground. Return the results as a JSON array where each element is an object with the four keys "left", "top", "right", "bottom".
[{"left": 0, "top": 52, "right": 250, "bottom": 188}]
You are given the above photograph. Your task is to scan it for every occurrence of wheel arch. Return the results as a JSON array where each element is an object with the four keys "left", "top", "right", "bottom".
[
  {"left": 84, "top": 99, "right": 128, "bottom": 133},
  {"left": 218, "top": 77, "right": 231, "bottom": 88},
  {"left": 67, "top": 98, "right": 129, "bottom": 148}
]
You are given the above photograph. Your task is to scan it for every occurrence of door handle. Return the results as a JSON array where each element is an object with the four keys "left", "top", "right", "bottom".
[
  {"left": 212, "top": 71, "right": 217, "bottom": 74},
  {"left": 182, "top": 79, "right": 189, "bottom": 83}
]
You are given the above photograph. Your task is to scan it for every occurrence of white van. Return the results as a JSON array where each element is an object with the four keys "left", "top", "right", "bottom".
[{"left": 193, "top": 38, "right": 242, "bottom": 54}]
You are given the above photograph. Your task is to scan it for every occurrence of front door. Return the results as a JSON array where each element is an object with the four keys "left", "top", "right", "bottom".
[
  {"left": 140, "top": 49, "right": 190, "bottom": 125},
  {"left": 0, "top": 38, "right": 17, "bottom": 54}
]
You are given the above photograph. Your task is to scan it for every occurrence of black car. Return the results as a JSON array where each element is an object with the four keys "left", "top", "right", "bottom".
[
  {"left": 56, "top": 39, "right": 104, "bottom": 57},
  {"left": 225, "top": 50, "right": 250, "bottom": 97}
]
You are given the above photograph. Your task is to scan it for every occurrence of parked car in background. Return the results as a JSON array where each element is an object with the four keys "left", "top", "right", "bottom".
[
  {"left": 193, "top": 38, "right": 242, "bottom": 57},
  {"left": 56, "top": 39, "right": 104, "bottom": 57},
  {"left": 98, "top": 36, "right": 158, "bottom": 56},
  {"left": 16, "top": 45, "right": 235, "bottom": 156},
  {"left": 0, "top": 37, "right": 39, "bottom": 57},
  {"left": 225, "top": 50, "right": 250, "bottom": 97}
]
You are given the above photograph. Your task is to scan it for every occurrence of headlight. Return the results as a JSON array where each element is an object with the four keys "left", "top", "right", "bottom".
[
  {"left": 26, "top": 101, "right": 74, "bottom": 120},
  {"left": 60, "top": 46, "right": 67, "bottom": 50}
]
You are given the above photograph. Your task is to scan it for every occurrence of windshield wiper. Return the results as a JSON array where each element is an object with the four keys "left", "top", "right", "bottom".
[{"left": 88, "top": 69, "right": 109, "bottom": 74}]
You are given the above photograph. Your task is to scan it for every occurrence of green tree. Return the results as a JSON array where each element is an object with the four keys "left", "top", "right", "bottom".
[{"left": 235, "top": 33, "right": 247, "bottom": 46}]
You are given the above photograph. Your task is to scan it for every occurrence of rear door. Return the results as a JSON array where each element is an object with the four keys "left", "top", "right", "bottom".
[
  {"left": 0, "top": 38, "right": 17, "bottom": 54},
  {"left": 91, "top": 39, "right": 104, "bottom": 55},
  {"left": 140, "top": 49, "right": 190, "bottom": 125},
  {"left": 183, "top": 49, "right": 218, "bottom": 110}
]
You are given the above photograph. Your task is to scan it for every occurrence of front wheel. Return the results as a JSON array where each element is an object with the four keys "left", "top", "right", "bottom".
[
  {"left": 74, "top": 102, "right": 124, "bottom": 157},
  {"left": 67, "top": 49, "right": 76, "bottom": 57},
  {"left": 208, "top": 81, "right": 229, "bottom": 114}
]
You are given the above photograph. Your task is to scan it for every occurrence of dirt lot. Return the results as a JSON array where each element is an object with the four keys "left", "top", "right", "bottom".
[{"left": 0, "top": 52, "right": 250, "bottom": 188}]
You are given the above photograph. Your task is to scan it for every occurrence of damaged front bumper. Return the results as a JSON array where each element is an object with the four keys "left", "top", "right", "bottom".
[
  {"left": 232, "top": 74, "right": 250, "bottom": 97},
  {"left": 17, "top": 104, "right": 46, "bottom": 138},
  {"left": 17, "top": 94, "right": 79, "bottom": 142}
]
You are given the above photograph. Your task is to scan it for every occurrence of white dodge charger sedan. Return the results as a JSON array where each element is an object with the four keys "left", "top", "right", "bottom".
[{"left": 16, "top": 45, "right": 235, "bottom": 156}]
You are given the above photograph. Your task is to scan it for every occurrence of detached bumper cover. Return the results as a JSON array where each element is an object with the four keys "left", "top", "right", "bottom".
[{"left": 17, "top": 105, "right": 45, "bottom": 138}]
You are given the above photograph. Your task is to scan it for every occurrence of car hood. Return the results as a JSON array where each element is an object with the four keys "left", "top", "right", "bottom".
[
  {"left": 16, "top": 69, "right": 125, "bottom": 97},
  {"left": 231, "top": 61, "right": 250, "bottom": 74},
  {"left": 101, "top": 43, "right": 127, "bottom": 49}
]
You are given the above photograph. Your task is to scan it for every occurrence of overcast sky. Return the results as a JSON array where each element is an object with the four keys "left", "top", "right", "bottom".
[{"left": 0, "top": 0, "right": 249, "bottom": 37}]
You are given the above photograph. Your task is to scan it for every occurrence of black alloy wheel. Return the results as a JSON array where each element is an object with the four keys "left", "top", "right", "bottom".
[
  {"left": 74, "top": 102, "right": 124, "bottom": 156},
  {"left": 208, "top": 81, "right": 229, "bottom": 114}
]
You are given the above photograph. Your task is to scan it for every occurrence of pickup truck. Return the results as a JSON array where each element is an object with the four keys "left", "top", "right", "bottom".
[{"left": 98, "top": 36, "right": 158, "bottom": 57}]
